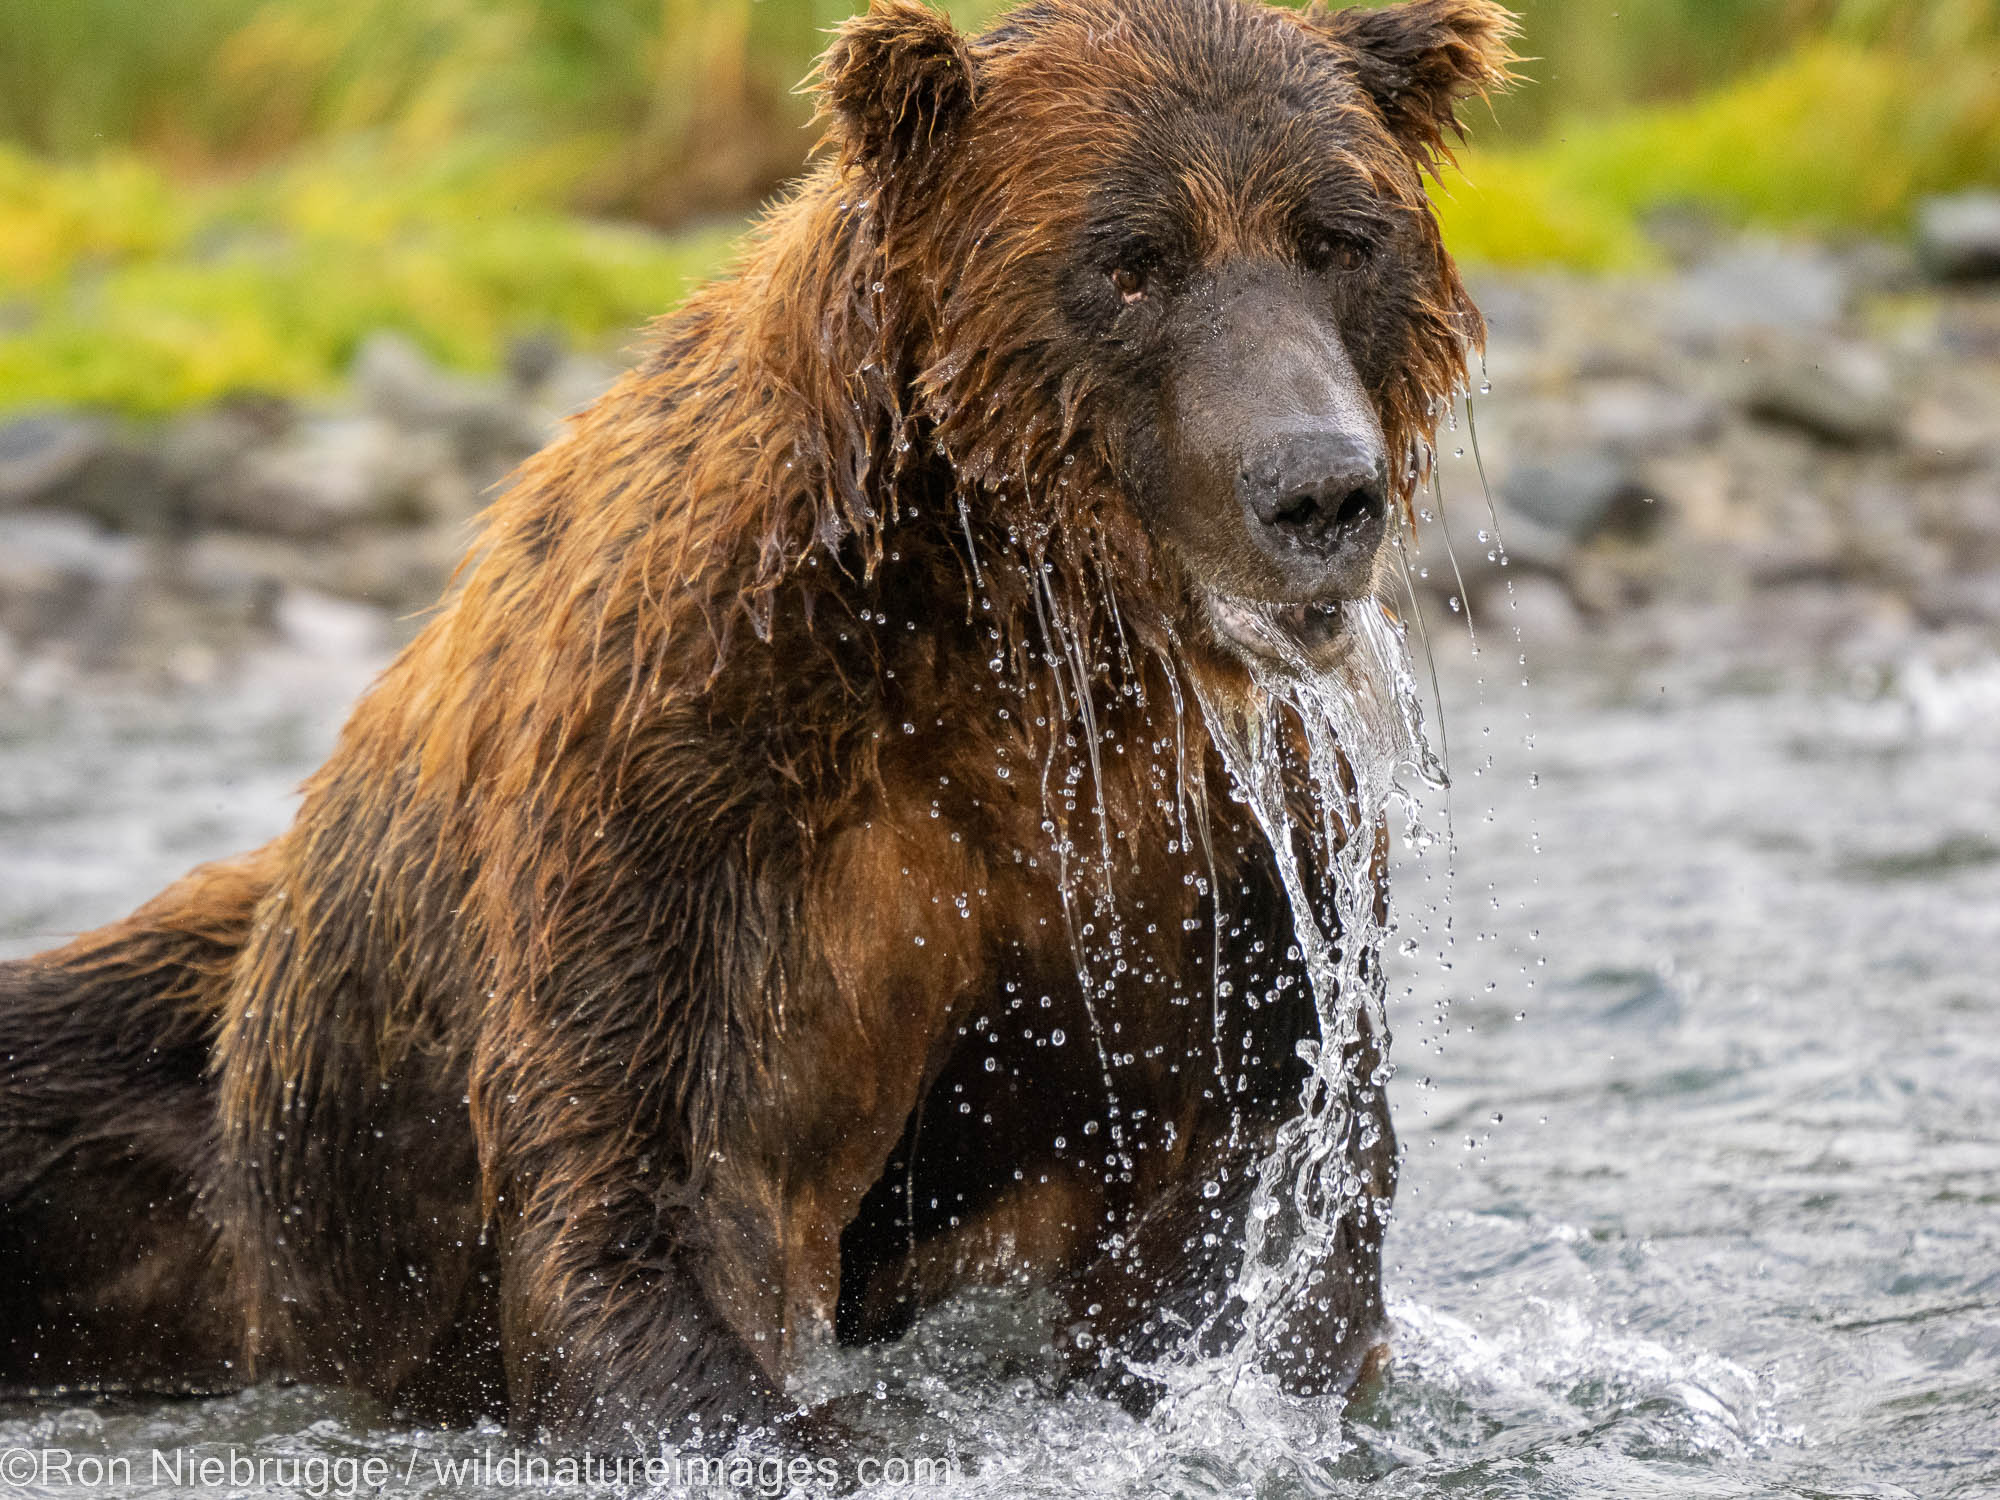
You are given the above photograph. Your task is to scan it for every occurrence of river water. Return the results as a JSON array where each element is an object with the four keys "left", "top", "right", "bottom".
[{"left": 2, "top": 628, "right": 1996, "bottom": 1498}]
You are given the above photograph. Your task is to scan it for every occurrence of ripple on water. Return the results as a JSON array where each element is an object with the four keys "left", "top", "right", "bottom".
[{"left": 2, "top": 645, "right": 1997, "bottom": 1495}]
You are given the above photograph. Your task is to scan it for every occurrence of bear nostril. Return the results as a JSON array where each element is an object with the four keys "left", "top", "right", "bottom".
[
  {"left": 1239, "top": 432, "right": 1390, "bottom": 570},
  {"left": 1334, "top": 486, "right": 1382, "bottom": 532},
  {"left": 1272, "top": 488, "right": 1323, "bottom": 528},
  {"left": 1268, "top": 483, "right": 1381, "bottom": 540}
]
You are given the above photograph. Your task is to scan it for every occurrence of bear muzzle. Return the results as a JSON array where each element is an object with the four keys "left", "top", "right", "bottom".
[{"left": 1236, "top": 429, "right": 1389, "bottom": 592}]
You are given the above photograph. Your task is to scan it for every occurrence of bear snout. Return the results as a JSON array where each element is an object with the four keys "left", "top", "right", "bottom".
[{"left": 1236, "top": 430, "right": 1389, "bottom": 595}]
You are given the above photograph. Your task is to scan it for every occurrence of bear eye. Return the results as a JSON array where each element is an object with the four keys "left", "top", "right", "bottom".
[
  {"left": 1305, "top": 230, "right": 1373, "bottom": 274},
  {"left": 1109, "top": 264, "right": 1150, "bottom": 303}
]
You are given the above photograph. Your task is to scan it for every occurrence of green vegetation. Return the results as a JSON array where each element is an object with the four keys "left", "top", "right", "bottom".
[
  {"left": 1441, "top": 38, "right": 2000, "bottom": 270},
  {"left": 0, "top": 0, "right": 1007, "bottom": 222},
  {"left": 1, "top": 0, "right": 1996, "bottom": 413},
  {"left": 0, "top": 145, "right": 738, "bottom": 412}
]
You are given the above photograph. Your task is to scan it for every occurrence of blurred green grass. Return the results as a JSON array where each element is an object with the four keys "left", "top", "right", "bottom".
[
  {"left": 0, "top": 144, "right": 738, "bottom": 411},
  {"left": 1, "top": 0, "right": 1997, "bottom": 413},
  {"left": 1439, "top": 36, "right": 2000, "bottom": 269}
]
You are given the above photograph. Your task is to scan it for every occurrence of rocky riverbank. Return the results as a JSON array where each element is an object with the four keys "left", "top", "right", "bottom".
[
  {"left": 2, "top": 221, "right": 1997, "bottom": 699},
  {"left": 0, "top": 329, "right": 625, "bottom": 693},
  {"left": 1429, "top": 227, "right": 2000, "bottom": 680}
]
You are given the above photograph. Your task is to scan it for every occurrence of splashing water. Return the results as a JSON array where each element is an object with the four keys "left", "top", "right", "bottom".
[
  {"left": 1188, "top": 597, "right": 1447, "bottom": 1380},
  {"left": 1017, "top": 542, "right": 1450, "bottom": 1392}
]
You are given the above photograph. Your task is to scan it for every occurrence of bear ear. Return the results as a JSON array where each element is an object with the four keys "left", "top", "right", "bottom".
[
  {"left": 818, "top": 0, "right": 977, "bottom": 176},
  {"left": 1309, "top": 0, "right": 1520, "bottom": 168}
]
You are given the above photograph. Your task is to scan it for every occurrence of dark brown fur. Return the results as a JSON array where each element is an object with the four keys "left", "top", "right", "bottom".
[{"left": 0, "top": 0, "right": 1514, "bottom": 1446}]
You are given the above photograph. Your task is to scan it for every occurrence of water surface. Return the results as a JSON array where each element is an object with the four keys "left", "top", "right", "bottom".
[{"left": 2, "top": 638, "right": 1995, "bottom": 1497}]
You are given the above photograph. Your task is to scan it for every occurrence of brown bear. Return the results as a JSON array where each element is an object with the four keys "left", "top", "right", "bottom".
[{"left": 0, "top": 0, "right": 1513, "bottom": 1449}]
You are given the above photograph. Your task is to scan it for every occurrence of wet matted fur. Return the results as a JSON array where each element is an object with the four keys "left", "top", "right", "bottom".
[{"left": 0, "top": 0, "right": 1514, "bottom": 1447}]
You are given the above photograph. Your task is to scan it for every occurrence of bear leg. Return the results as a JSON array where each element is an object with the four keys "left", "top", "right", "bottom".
[{"left": 0, "top": 856, "right": 267, "bottom": 1395}]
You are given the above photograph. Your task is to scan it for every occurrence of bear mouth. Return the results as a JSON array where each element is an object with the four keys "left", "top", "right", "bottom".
[{"left": 1205, "top": 593, "right": 1351, "bottom": 670}]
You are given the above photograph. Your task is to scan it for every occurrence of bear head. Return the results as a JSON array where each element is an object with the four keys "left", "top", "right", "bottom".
[{"left": 819, "top": 0, "right": 1516, "bottom": 677}]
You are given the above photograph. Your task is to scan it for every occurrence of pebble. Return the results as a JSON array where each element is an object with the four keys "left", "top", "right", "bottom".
[
  {"left": 1740, "top": 344, "right": 1905, "bottom": 448},
  {"left": 1916, "top": 193, "right": 2000, "bottom": 282}
]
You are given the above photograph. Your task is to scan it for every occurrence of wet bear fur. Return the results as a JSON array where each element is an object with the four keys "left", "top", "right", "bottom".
[{"left": 0, "top": 0, "right": 1514, "bottom": 1446}]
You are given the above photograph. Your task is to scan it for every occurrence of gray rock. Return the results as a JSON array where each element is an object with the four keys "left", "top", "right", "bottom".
[
  {"left": 191, "top": 520, "right": 464, "bottom": 614},
  {"left": 0, "top": 509, "right": 143, "bottom": 651},
  {"left": 1485, "top": 572, "right": 1583, "bottom": 647},
  {"left": 273, "top": 587, "right": 394, "bottom": 660},
  {"left": 1903, "top": 394, "right": 2000, "bottom": 473},
  {"left": 1674, "top": 240, "right": 1848, "bottom": 340},
  {"left": 158, "top": 403, "right": 291, "bottom": 486},
  {"left": 1574, "top": 377, "right": 1723, "bottom": 457},
  {"left": 1839, "top": 479, "right": 1953, "bottom": 594},
  {"left": 1916, "top": 193, "right": 2000, "bottom": 281},
  {"left": 1921, "top": 570, "right": 2000, "bottom": 628},
  {"left": 1837, "top": 239, "right": 1922, "bottom": 296},
  {"left": 313, "top": 523, "right": 467, "bottom": 613},
  {"left": 168, "top": 542, "right": 285, "bottom": 633},
  {"left": 0, "top": 414, "right": 103, "bottom": 507},
  {"left": 198, "top": 417, "right": 466, "bottom": 537},
  {"left": 353, "top": 330, "right": 483, "bottom": 425},
  {"left": 1501, "top": 451, "right": 1665, "bottom": 544},
  {"left": 352, "top": 331, "right": 541, "bottom": 479},
  {"left": 1489, "top": 513, "right": 1573, "bottom": 572},
  {"left": 1461, "top": 275, "right": 1547, "bottom": 345},
  {"left": 1737, "top": 486, "right": 1849, "bottom": 587},
  {"left": 114, "top": 555, "right": 290, "bottom": 680},
  {"left": 1641, "top": 201, "right": 1726, "bottom": 267},
  {"left": 506, "top": 329, "right": 567, "bottom": 395},
  {"left": 531, "top": 355, "right": 626, "bottom": 428},
  {"left": 1912, "top": 468, "right": 2000, "bottom": 560},
  {"left": 1741, "top": 346, "right": 1905, "bottom": 448},
  {"left": 182, "top": 532, "right": 316, "bottom": 593},
  {"left": 1735, "top": 580, "right": 1915, "bottom": 661},
  {"left": 0, "top": 509, "right": 143, "bottom": 585},
  {"left": 0, "top": 511, "right": 296, "bottom": 677},
  {"left": 0, "top": 414, "right": 179, "bottom": 531}
]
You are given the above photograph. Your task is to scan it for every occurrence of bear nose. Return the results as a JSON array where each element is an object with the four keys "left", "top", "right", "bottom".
[{"left": 1238, "top": 432, "right": 1389, "bottom": 578}]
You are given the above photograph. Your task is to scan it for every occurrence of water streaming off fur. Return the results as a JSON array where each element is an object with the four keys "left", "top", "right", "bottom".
[
  {"left": 1182, "top": 599, "right": 1444, "bottom": 1379},
  {"left": 1007, "top": 538, "right": 1447, "bottom": 1396}
]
